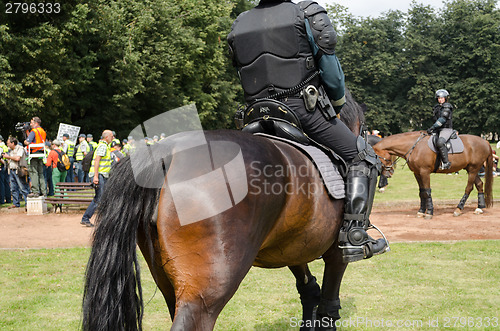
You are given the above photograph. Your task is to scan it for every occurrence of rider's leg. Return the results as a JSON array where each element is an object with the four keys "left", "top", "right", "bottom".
[
  {"left": 436, "top": 136, "right": 451, "bottom": 169},
  {"left": 339, "top": 137, "right": 389, "bottom": 263}
]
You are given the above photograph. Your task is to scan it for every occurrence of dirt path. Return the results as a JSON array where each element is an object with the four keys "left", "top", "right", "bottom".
[{"left": 1, "top": 202, "right": 499, "bottom": 249}]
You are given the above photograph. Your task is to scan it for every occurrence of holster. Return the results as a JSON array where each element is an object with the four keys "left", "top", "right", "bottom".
[{"left": 317, "top": 86, "right": 336, "bottom": 121}]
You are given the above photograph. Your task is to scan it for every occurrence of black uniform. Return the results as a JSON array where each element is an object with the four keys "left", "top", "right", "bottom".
[
  {"left": 428, "top": 102, "right": 453, "bottom": 168},
  {"left": 227, "top": 0, "right": 358, "bottom": 161},
  {"left": 228, "top": 0, "right": 389, "bottom": 265}
]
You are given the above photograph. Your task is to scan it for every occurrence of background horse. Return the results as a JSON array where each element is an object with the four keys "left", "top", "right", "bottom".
[
  {"left": 82, "top": 93, "right": 365, "bottom": 330},
  {"left": 373, "top": 131, "right": 493, "bottom": 219}
]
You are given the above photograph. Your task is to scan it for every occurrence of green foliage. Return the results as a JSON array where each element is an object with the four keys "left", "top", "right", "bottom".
[
  {"left": 0, "top": 0, "right": 246, "bottom": 139},
  {"left": 333, "top": 0, "right": 500, "bottom": 138},
  {"left": 1, "top": 0, "right": 498, "bottom": 140}
]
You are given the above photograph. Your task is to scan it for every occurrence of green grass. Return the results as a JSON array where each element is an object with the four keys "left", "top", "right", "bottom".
[{"left": 1, "top": 241, "right": 499, "bottom": 330}]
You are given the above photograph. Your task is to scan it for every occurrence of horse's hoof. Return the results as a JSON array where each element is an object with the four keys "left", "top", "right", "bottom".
[
  {"left": 424, "top": 214, "right": 433, "bottom": 220},
  {"left": 417, "top": 212, "right": 425, "bottom": 218},
  {"left": 453, "top": 209, "right": 462, "bottom": 217},
  {"left": 379, "top": 188, "right": 385, "bottom": 193},
  {"left": 474, "top": 208, "right": 483, "bottom": 215}
]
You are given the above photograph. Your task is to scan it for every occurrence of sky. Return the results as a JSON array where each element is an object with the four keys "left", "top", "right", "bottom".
[{"left": 312, "top": 0, "right": 447, "bottom": 17}]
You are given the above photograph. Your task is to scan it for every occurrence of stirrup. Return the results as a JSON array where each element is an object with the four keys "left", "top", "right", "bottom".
[{"left": 339, "top": 225, "right": 390, "bottom": 263}]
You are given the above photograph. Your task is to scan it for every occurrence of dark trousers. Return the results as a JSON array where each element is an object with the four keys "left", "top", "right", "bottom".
[
  {"left": 286, "top": 98, "right": 359, "bottom": 162},
  {"left": 0, "top": 166, "right": 12, "bottom": 204},
  {"left": 9, "top": 170, "right": 29, "bottom": 207},
  {"left": 43, "top": 165, "right": 55, "bottom": 196},
  {"left": 28, "top": 157, "right": 47, "bottom": 195},
  {"left": 65, "top": 157, "right": 75, "bottom": 182},
  {"left": 81, "top": 174, "right": 107, "bottom": 223}
]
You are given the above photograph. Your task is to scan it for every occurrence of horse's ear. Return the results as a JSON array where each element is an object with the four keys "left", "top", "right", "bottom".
[{"left": 360, "top": 103, "right": 367, "bottom": 113}]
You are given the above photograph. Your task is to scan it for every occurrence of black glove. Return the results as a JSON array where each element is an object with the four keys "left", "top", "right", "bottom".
[{"left": 426, "top": 127, "right": 434, "bottom": 134}]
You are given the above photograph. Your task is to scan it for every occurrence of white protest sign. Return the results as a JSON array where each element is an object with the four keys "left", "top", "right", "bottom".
[{"left": 56, "top": 123, "right": 80, "bottom": 143}]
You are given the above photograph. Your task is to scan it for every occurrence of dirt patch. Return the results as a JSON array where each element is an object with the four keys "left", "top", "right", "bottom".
[
  {"left": 371, "top": 203, "right": 500, "bottom": 243},
  {"left": 1, "top": 202, "right": 499, "bottom": 249}
]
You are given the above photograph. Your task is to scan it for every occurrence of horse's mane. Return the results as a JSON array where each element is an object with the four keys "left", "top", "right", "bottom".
[{"left": 339, "top": 88, "right": 365, "bottom": 133}]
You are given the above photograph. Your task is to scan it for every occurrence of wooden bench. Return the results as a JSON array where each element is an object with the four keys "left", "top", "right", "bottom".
[{"left": 45, "top": 182, "right": 95, "bottom": 213}]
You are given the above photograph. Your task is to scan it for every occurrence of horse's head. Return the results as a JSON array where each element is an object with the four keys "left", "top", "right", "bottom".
[{"left": 373, "top": 145, "right": 395, "bottom": 178}]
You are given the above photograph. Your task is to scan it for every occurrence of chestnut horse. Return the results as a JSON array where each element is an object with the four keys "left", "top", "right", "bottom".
[
  {"left": 373, "top": 131, "right": 493, "bottom": 219},
  {"left": 82, "top": 96, "right": 366, "bottom": 330}
]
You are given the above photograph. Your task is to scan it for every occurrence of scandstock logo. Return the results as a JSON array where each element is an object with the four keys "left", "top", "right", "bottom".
[{"left": 128, "top": 104, "right": 248, "bottom": 226}]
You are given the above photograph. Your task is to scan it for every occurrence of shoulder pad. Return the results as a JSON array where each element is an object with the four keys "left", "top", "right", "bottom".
[
  {"left": 442, "top": 102, "right": 453, "bottom": 109},
  {"left": 299, "top": 1, "right": 337, "bottom": 55},
  {"left": 298, "top": 1, "right": 326, "bottom": 17}
]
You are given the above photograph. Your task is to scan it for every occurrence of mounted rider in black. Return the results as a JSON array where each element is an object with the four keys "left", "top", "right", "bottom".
[
  {"left": 228, "top": 0, "right": 389, "bottom": 264},
  {"left": 427, "top": 89, "right": 453, "bottom": 170}
]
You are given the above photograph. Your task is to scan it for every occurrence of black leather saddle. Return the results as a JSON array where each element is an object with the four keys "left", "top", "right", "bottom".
[
  {"left": 234, "top": 99, "right": 345, "bottom": 174},
  {"left": 234, "top": 99, "right": 309, "bottom": 145}
]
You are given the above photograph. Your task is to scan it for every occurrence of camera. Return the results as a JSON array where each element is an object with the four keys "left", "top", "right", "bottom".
[{"left": 15, "top": 122, "right": 30, "bottom": 132}]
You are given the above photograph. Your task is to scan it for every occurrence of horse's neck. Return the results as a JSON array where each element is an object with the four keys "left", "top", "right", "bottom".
[{"left": 381, "top": 133, "right": 423, "bottom": 157}]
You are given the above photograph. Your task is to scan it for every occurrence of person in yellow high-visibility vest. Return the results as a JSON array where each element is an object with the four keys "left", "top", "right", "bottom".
[
  {"left": 86, "top": 134, "right": 98, "bottom": 152},
  {"left": 80, "top": 130, "right": 113, "bottom": 227},
  {"left": 62, "top": 133, "right": 76, "bottom": 182},
  {"left": 0, "top": 135, "right": 12, "bottom": 205},
  {"left": 75, "top": 134, "right": 90, "bottom": 183}
]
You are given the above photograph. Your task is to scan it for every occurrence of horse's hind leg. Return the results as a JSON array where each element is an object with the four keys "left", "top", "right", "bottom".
[
  {"left": 474, "top": 175, "right": 486, "bottom": 214},
  {"left": 289, "top": 264, "right": 321, "bottom": 331},
  {"left": 169, "top": 262, "right": 253, "bottom": 331},
  {"left": 454, "top": 171, "right": 480, "bottom": 216},
  {"left": 137, "top": 228, "right": 177, "bottom": 319}
]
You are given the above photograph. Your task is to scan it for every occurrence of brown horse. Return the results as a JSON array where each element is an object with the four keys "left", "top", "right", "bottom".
[
  {"left": 372, "top": 131, "right": 493, "bottom": 219},
  {"left": 82, "top": 98, "right": 366, "bottom": 330}
]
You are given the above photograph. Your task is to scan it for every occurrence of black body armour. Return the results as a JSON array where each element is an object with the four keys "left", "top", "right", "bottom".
[
  {"left": 432, "top": 103, "right": 453, "bottom": 128},
  {"left": 228, "top": 1, "right": 318, "bottom": 101}
]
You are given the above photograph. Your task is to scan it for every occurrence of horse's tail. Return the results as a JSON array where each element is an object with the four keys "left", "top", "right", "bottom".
[
  {"left": 484, "top": 146, "right": 494, "bottom": 208},
  {"left": 82, "top": 156, "right": 161, "bottom": 331}
]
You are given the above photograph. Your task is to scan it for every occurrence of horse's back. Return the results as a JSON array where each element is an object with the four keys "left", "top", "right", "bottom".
[{"left": 155, "top": 130, "right": 341, "bottom": 270}]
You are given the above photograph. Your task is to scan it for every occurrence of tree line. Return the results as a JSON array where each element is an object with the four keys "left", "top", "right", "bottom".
[{"left": 0, "top": 0, "right": 498, "bottom": 140}]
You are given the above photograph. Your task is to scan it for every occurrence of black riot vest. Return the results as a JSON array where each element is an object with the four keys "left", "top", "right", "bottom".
[
  {"left": 432, "top": 103, "right": 453, "bottom": 128},
  {"left": 228, "top": 1, "right": 318, "bottom": 102}
]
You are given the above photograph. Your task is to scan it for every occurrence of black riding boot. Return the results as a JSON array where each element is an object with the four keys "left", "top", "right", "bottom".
[
  {"left": 436, "top": 138, "right": 451, "bottom": 169},
  {"left": 338, "top": 138, "right": 390, "bottom": 263}
]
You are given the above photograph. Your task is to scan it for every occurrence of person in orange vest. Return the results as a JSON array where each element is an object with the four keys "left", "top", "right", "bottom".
[
  {"left": 109, "top": 141, "right": 124, "bottom": 166},
  {"left": 24, "top": 116, "right": 47, "bottom": 197}
]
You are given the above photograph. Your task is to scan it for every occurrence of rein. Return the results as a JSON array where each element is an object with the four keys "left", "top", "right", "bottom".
[
  {"left": 378, "top": 132, "right": 429, "bottom": 171},
  {"left": 402, "top": 132, "right": 428, "bottom": 166}
]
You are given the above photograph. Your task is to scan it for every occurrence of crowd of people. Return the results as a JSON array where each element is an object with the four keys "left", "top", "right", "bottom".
[{"left": 0, "top": 117, "right": 148, "bottom": 223}]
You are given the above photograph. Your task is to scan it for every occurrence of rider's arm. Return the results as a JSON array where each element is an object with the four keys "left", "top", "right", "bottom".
[
  {"left": 301, "top": 2, "right": 345, "bottom": 112},
  {"left": 429, "top": 103, "right": 452, "bottom": 131}
]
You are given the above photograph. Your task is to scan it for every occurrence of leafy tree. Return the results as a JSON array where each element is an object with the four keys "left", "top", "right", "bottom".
[
  {"left": 0, "top": 0, "right": 248, "bottom": 140},
  {"left": 336, "top": 10, "right": 406, "bottom": 134},
  {"left": 440, "top": 0, "right": 500, "bottom": 136},
  {"left": 402, "top": 2, "right": 445, "bottom": 131},
  {"left": 330, "top": 0, "right": 499, "bottom": 138}
]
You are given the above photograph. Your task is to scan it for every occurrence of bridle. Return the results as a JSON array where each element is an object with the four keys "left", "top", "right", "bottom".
[{"left": 378, "top": 155, "right": 400, "bottom": 175}]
